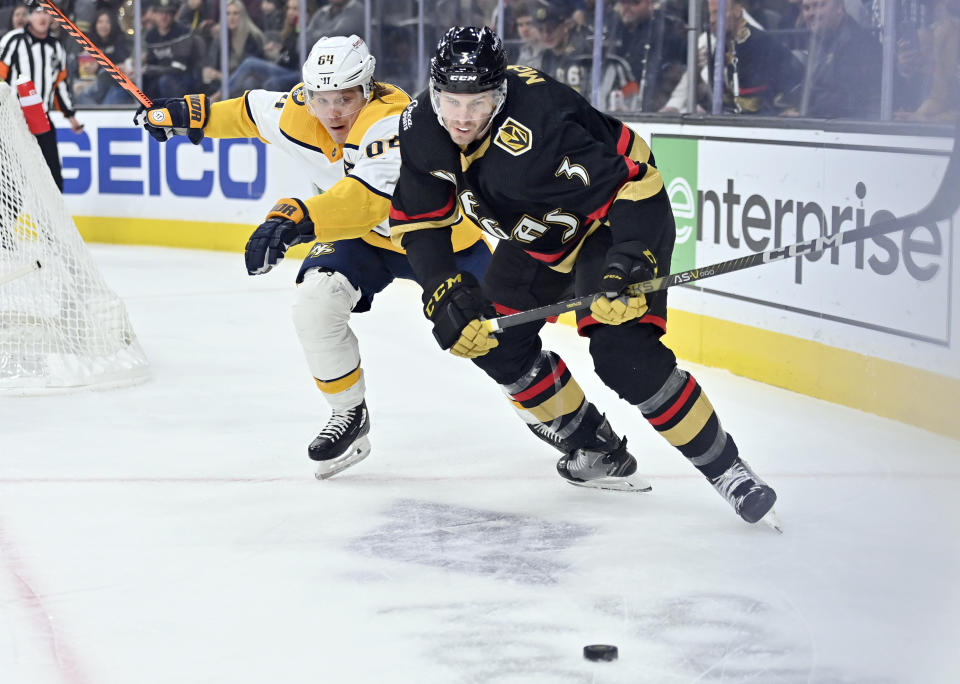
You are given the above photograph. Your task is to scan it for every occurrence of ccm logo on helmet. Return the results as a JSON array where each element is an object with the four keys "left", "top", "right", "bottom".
[{"left": 450, "top": 74, "right": 478, "bottom": 81}]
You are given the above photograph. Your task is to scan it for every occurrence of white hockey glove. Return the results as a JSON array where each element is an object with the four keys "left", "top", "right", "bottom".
[{"left": 244, "top": 198, "right": 316, "bottom": 275}]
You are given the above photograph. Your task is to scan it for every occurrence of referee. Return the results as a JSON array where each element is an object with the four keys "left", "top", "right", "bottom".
[{"left": 0, "top": 5, "right": 83, "bottom": 191}]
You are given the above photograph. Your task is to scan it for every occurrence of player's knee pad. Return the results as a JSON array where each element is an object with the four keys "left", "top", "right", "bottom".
[
  {"left": 589, "top": 324, "right": 677, "bottom": 405},
  {"left": 292, "top": 268, "right": 362, "bottom": 346}
]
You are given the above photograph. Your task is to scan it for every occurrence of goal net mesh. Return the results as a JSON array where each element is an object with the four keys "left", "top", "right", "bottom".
[{"left": 0, "top": 81, "right": 149, "bottom": 393}]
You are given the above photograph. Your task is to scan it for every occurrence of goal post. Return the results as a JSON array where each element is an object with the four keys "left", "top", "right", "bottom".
[{"left": 0, "top": 81, "right": 150, "bottom": 393}]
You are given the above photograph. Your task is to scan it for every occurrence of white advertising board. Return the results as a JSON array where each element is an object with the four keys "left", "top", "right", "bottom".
[
  {"left": 632, "top": 123, "right": 958, "bottom": 380},
  {"left": 54, "top": 109, "right": 312, "bottom": 225}
]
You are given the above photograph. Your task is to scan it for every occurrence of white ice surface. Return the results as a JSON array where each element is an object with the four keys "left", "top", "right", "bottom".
[{"left": 1, "top": 244, "right": 958, "bottom": 684}]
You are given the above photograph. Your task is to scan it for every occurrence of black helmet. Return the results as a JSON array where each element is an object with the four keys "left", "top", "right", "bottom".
[{"left": 430, "top": 26, "right": 507, "bottom": 93}]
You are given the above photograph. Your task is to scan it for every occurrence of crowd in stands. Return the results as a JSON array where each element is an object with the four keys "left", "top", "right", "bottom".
[{"left": 1, "top": 0, "right": 957, "bottom": 121}]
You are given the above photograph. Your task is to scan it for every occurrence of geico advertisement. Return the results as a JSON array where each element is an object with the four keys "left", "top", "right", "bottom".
[
  {"left": 653, "top": 133, "right": 957, "bottom": 375},
  {"left": 54, "top": 110, "right": 312, "bottom": 223}
]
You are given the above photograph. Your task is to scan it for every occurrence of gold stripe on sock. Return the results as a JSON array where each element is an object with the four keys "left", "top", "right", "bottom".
[
  {"left": 658, "top": 393, "right": 714, "bottom": 447},
  {"left": 519, "top": 381, "right": 586, "bottom": 424}
]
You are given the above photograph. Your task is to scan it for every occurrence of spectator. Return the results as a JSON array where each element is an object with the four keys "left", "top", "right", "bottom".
[
  {"left": 562, "top": 0, "right": 594, "bottom": 53},
  {"left": 378, "top": 24, "right": 417, "bottom": 95},
  {"left": 228, "top": 0, "right": 302, "bottom": 96},
  {"left": 896, "top": 0, "right": 960, "bottom": 121},
  {"left": 608, "top": 0, "right": 687, "bottom": 112},
  {"left": 0, "top": 5, "right": 83, "bottom": 191},
  {"left": 534, "top": 0, "right": 638, "bottom": 111},
  {"left": 573, "top": 0, "right": 616, "bottom": 33},
  {"left": 177, "top": 0, "right": 216, "bottom": 41},
  {"left": 260, "top": 0, "right": 284, "bottom": 35},
  {"left": 1, "top": 3, "right": 29, "bottom": 31},
  {"left": 513, "top": 2, "right": 543, "bottom": 68},
  {"left": 306, "top": 0, "right": 364, "bottom": 47},
  {"left": 660, "top": 0, "right": 803, "bottom": 116},
  {"left": 202, "top": 0, "right": 264, "bottom": 98},
  {"left": 143, "top": 0, "right": 205, "bottom": 98},
  {"left": 489, "top": 0, "right": 524, "bottom": 41},
  {"left": 781, "top": 0, "right": 882, "bottom": 117},
  {"left": 75, "top": 9, "right": 131, "bottom": 105},
  {"left": 241, "top": 0, "right": 263, "bottom": 28}
]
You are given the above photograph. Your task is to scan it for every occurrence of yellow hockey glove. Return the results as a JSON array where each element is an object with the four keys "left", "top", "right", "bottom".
[
  {"left": 589, "top": 240, "right": 657, "bottom": 325},
  {"left": 590, "top": 288, "right": 649, "bottom": 326},
  {"left": 450, "top": 318, "right": 499, "bottom": 359},
  {"left": 423, "top": 272, "right": 499, "bottom": 359}
]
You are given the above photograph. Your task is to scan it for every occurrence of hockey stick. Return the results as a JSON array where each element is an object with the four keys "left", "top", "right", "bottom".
[
  {"left": 488, "top": 121, "right": 960, "bottom": 332},
  {"left": 24, "top": 0, "right": 153, "bottom": 108},
  {"left": 0, "top": 260, "right": 41, "bottom": 287}
]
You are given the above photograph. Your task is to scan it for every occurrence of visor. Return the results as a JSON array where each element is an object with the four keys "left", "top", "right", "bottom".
[{"left": 304, "top": 86, "right": 367, "bottom": 121}]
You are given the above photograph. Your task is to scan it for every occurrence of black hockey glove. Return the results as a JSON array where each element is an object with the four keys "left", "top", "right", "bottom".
[
  {"left": 423, "top": 272, "right": 499, "bottom": 358},
  {"left": 133, "top": 94, "right": 210, "bottom": 144},
  {"left": 590, "top": 240, "right": 658, "bottom": 325},
  {"left": 244, "top": 198, "right": 316, "bottom": 275}
]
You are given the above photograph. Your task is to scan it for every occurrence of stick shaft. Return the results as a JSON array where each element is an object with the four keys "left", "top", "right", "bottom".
[
  {"left": 0, "top": 260, "right": 41, "bottom": 287},
  {"left": 33, "top": 0, "right": 153, "bottom": 107}
]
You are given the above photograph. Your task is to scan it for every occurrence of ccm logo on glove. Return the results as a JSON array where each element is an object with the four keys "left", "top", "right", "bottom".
[{"left": 425, "top": 273, "right": 464, "bottom": 317}]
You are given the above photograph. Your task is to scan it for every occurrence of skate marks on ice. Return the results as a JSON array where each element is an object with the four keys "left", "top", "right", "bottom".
[
  {"left": 375, "top": 593, "right": 892, "bottom": 684},
  {"left": 594, "top": 592, "right": 893, "bottom": 684},
  {"left": 378, "top": 600, "right": 602, "bottom": 684},
  {"left": 347, "top": 499, "right": 592, "bottom": 585},
  {"left": 342, "top": 500, "right": 882, "bottom": 683}
]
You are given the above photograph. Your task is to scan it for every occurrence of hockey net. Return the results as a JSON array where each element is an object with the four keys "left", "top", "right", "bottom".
[{"left": 0, "top": 82, "right": 149, "bottom": 393}]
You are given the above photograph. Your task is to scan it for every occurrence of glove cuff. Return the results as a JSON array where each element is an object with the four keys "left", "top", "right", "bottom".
[
  {"left": 422, "top": 271, "right": 480, "bottom": 318},
  {"left": 266, "top": 197, "right": 309, "bottom": 224},
  {"left": 184, "top": 93, "right": 209, "bottom": 131}
]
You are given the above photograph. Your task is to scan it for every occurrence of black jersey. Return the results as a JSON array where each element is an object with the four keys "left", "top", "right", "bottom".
[{"left": 390, "top": 66, "right": 674, "bottom": 276}]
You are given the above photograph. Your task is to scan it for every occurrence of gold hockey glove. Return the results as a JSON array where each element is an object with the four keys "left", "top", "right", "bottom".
[
  {"left": 423, "top": 272, "right": 499, "bottom": 358},
  {"left": 134, "top": 94, "right": 210, "bottom": 144},
  {"left": 245, "top": 198, "right": 316, "bottom": 275},
  {"left": 590, "top": 240, "right": 657, "bottom": 325}
]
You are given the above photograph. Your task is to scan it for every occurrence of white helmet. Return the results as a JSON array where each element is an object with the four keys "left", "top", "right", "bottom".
[{"left": 302, "top": 35, "right": 376, "bottom": 101}]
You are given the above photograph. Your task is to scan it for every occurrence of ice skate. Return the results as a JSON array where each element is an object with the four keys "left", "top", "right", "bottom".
[
  {"left": 554, "top": 417, "right": 652, "bottom": 492},
  {"left": 709, "top": 456, "right": 778, "bottom": 525},
  {"left": 309, "top": 401, "right": 371, "bottom": 480}
]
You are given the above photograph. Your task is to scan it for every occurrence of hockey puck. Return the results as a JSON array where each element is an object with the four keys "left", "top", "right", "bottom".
[{"left": 583, "top": 644, "right": 618, "bottom": 662}]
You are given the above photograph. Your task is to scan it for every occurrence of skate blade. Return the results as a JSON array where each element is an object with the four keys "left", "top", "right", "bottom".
[
  {"left": 314, "top": 436, "right": 371, "bottom": 480},
  {"left": 564, "top": 473, "right": 652, "bottom": 493},
  {"left": 761, "top": 508, "right": 783, "bottom": 533}
]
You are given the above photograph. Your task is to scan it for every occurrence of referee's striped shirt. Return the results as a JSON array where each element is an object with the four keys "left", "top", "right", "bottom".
[{"left": 0, "top": 27, "right": 75, "bottom": 118}]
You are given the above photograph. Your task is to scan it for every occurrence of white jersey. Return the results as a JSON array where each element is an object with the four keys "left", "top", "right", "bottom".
[
  {"left": 245, "top": 84, "right": 403, "bottom": 238},
  {"left": 204, "top": 82, "right": 483, "bottom": 252}
]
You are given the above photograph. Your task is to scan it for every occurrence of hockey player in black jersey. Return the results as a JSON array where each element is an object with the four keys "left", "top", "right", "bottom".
[{"left": 389, "top": 26, "right": 778, "bottom": 525}]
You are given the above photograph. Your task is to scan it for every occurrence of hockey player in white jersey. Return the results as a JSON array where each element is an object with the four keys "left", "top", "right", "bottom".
[{"left": 134, "top": 36, "right": 492, "bottom": 479}]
